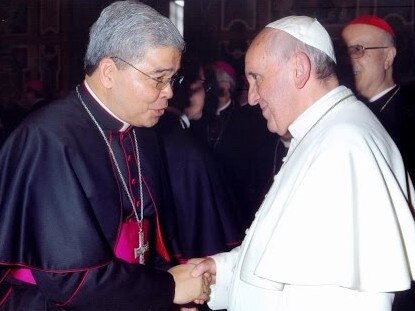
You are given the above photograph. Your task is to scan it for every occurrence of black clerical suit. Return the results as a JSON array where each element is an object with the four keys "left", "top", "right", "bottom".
[
  {"left": 0, "top": 83, "right": 179, "bottom": 310},
  {"left": 156, "top": 110, "right": 242, "bottom": 259},
  {"left": 368, "top": 84, "right": 415, "bottom": 182},
  {"left": 206, "top": 102, "right": 280, "bottom": 229}
]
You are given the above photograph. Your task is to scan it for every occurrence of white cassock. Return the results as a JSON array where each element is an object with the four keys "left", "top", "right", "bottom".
[{"left": 208, "top": 86, "right": 415, "bottom": 311}]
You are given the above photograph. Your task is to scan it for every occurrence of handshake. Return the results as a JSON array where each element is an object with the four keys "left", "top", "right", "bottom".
[{"left": 168, "top": 257, "right": 216, "bottom": 307}]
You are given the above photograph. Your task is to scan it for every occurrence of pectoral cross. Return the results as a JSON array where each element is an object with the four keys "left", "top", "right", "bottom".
[{"left": 134, "top": 230, "right": 149, "bottom": 264}]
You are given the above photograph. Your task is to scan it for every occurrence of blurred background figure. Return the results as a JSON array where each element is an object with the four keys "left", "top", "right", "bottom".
[
  {"left": 0, "top": 96, "right": 23, "bottom": 146},
  {"left": 22, "top": 79, "right": 49, "bottom": 114},
  {"left": 201, "top": 61, "right": 286, "bottom": 229},
  {"left": 206, "top": 60, "right": 238, "bottom": 149},
  {"left": 0, "top": 79, "right": 49, "bottom": 146},
  {"left": 156, "top": 53, "right": 243, "bottom": 260},
  {"left": 341, "top": 15, "right": 415, "bottom": 182}
]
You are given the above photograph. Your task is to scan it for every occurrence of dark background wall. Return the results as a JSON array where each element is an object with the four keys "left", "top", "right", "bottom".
[{"left": 0, "top": 0, "right": 414, "bottom": 102}]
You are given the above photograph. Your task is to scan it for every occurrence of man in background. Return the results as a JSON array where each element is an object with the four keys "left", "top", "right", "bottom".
[{"left": 342, "top": 15, "right": 415, "bottom": 182}]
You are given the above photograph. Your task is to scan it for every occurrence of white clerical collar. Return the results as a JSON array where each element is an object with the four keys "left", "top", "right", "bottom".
[
  {"left": 216, "top": 99, "right": 232, "bottom": 115},
  {"left": 288, "top": 86, "right": 350, "bottom": 143},
  {"left": 368, "top": 85, "right": 397, "bottom": 103},
  {"left": 84, "top": 81, "right": 130, "bottom": 132},
  {"left": 281, "top": 137, "right": 291, "bottom": 148},
  {"left": 180, "top": 114, "right": 190, "bottom": 129}
]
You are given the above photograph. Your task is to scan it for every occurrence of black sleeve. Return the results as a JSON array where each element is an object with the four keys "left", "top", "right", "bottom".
[{"left": 32, "top": 259, "right": 175, "bottom": 311}]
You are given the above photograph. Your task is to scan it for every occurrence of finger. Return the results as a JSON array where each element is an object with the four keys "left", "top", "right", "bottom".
[
  {"left": 191, "top": 262, "right": 206, "bottom": 277},
  {"left": 203, "top": 272, "right": 212, "bottom": 284},
  {"left": 199, "top": 292, "right": 209, "bottom": 302},
  {"left": 194, "top": 299, "right": 204, "bottom": 305},
  {"left": 201, "top": 284, "right": 211, "bottom": 298},
  {"left": 211, "top": 275, "right": 216, "bottom": 284}
]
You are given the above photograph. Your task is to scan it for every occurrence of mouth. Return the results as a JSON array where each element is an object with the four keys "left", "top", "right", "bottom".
[
  {"left": 259, "top": 102, "right": 267, "bottom": 112},
  {"left": 153, "top": 108, "right": 165, "bottom": 117},
  {"left": 259, "top": 105, "right": 270, "bottom": 119}
]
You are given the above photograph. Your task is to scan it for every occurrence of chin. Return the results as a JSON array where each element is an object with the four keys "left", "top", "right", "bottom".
[
  {"left": 266, "top": 123, "right": 278, "bottom": 134},
  {"left": 149, "top": 117, "right": 162, "bottom": 127},
  {"left": 129, "top": 118, "right": 156, "bottom": 128}
]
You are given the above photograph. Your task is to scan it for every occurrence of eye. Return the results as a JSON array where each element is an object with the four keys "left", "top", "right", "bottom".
[
  {"left": 349, "top": 45, "right": 362, "bottom": 54},
  {"left": 254, "top": 74, "right": 264, "bottom": 85},
  {"left": 154, "top": 76, "right": 166, "bottom": 83},
  {"left": 247, "top": 73, "right": 258, "bottom": 83}
]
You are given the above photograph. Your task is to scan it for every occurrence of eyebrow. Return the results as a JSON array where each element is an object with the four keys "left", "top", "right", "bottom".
[{"left": 146, "top": 69, "right": 178, "bottom": 80}]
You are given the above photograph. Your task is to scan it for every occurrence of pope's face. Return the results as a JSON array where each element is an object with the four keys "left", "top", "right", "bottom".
[
  {"left": 341, "top": 24, "right": 391, "bottom": 99},
  {"left": 245, "top": 29, "right": 296, "bottom": 136},
  {"left": 110, "top": 46, "right": 181, "bottom": 127}
]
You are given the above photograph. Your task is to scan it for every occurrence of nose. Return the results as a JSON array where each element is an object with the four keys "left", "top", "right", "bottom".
[
  {"left": 247, "top": 86, "right": 260, "bottom": 106},
  {"left": 161, "top": 83, "right": 174, "bottom": 99}
]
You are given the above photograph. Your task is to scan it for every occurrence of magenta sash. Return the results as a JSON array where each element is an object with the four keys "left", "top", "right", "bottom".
[{"left": 114, "top": 219, "right": 149, "bottom": 263}]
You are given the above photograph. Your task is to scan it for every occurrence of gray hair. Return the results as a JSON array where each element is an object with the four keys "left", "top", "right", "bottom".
[
  {"left": 303, "top": 43, "right": 336, "bottom": 80},
  {"left": 84, "top": 1, "right": 185, "bottom": 75},
  {"left": 267, "top": 31, "right": 336, "bottom": 80}
]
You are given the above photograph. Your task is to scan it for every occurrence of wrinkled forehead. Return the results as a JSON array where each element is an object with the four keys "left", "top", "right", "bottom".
[{"left": 246, "top": 30, "right": 274, "bottom": 60}]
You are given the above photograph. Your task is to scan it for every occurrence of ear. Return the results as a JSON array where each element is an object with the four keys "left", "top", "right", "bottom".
[
  {"left": 98, "top": 57, "right": 117, "bottom": 89},
  {"left": 293, "top": 52, "right": 311, "bottom": 89},
  {"left": 384, "top": 46, "right": 396, "bottom": 70}
]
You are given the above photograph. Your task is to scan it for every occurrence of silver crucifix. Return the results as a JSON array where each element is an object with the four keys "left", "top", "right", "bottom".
[{"left": 134, "top": 230, "right": 149, "bottom": 264}]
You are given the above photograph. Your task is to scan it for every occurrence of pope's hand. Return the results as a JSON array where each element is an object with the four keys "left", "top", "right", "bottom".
[
  {"left": 189, "top": 257, "right": 216, "bottom": 284},
  {"left": 188, "top": 257, "right": 216, "bottom": 304}
]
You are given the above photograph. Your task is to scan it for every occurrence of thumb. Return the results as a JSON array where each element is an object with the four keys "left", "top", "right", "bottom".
[{"left": 191, "top": 261, "right": 206, "bottom": 277}]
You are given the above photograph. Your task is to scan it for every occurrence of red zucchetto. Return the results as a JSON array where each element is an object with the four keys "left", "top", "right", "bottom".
[{"left": 347, "top": 15, "right": 395, "bottom": 36}]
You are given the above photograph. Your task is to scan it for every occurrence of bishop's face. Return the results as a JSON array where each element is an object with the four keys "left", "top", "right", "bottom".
[{"left": 109, "top": 46, "right": 181, "bottom": 127}]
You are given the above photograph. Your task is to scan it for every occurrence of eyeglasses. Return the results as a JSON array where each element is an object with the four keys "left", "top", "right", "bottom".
[
  {"left": 347, "top": 44, "right": 390, "bottom": 59},
  {"left": 110, "top": 56, "right": 183, "bottom": 90}
]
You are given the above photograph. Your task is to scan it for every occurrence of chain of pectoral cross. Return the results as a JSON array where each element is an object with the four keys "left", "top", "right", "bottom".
[{"left": 76, "top": 86, "right": 149, "bottom": 264}]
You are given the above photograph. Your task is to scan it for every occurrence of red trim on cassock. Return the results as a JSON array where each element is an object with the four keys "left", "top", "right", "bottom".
[
  {"left": 142, "top": 176, "right": 171, "bottom": 262},
  {"left": 0, "top": 287, "right": 12, "bottom": 306},
  {"left": 55, "top": 270, "right": 89, "bottom": 307}
]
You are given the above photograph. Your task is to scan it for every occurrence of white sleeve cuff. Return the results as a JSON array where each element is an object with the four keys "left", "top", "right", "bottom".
[{"left": 207, "top": 247, "right": 240, "bottom": 310}]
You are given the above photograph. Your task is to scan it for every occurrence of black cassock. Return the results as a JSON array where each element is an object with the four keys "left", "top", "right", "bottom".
[{"left": 0, "top": 83, "right": 179, "bottom": 310}]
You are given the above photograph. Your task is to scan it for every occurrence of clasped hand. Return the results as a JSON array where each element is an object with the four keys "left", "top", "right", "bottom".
[{"left": 168, "top": 262, "right": 211, "bottom": 305}]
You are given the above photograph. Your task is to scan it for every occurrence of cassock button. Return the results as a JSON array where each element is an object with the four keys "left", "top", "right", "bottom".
[
  {"left": 131, "top": 178, "right": 136, "bottom": 185},
  {"left": 127, "top": 155, "right": 132, "bottom": 162}
]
